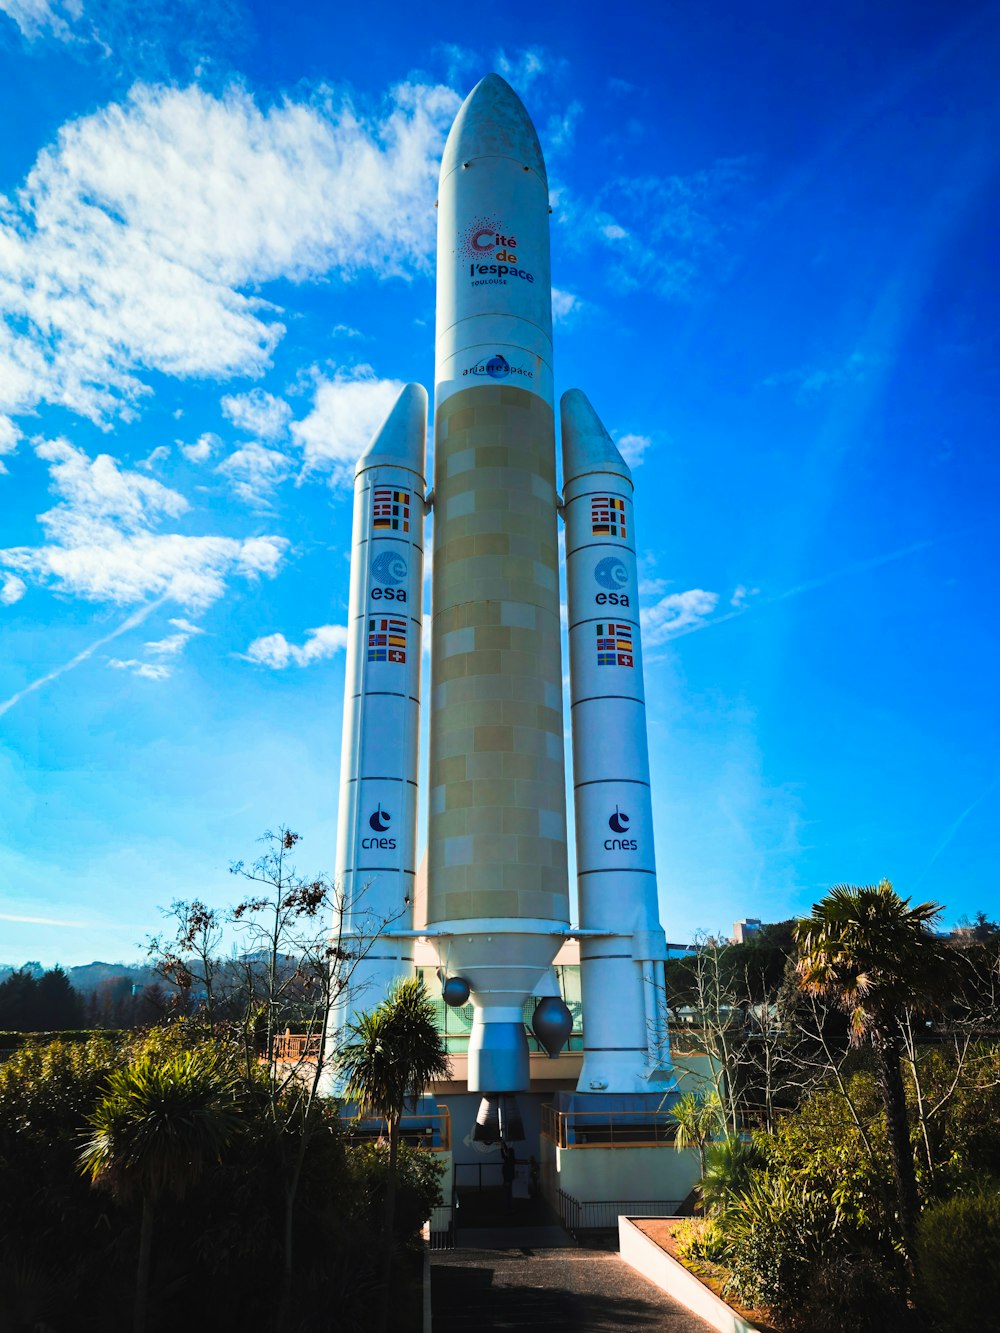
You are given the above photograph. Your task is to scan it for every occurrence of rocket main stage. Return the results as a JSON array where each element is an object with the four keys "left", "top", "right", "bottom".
[{"left": 333, "top": 75, "right": 672, "bottom": 1118}]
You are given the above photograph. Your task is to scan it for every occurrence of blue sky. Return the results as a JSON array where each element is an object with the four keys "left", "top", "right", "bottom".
[{"left": 1, "top": 0, "right": 997, "bottom": 967}]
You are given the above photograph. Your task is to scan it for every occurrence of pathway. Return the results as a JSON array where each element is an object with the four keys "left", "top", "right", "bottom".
[{"left": 431, "top": 1241, "right": 715, "bottom": 1332}]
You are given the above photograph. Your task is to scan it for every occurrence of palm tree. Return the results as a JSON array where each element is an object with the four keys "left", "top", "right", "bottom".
[
  {"left": 338, "top": 978, "right": 449, "bottom": 1332},
  {"left": 669, "top": 1088, "right": 723, "bottom": 1179},
  {"left": 700, "top": 1135, "right": 765, "bottom": 1217},
  {"left": 794, "top": 880, "right": 957, "bottom": 1282},
  {"left": 80, "top": 1050, "right": 242, "bottom": 1333}
]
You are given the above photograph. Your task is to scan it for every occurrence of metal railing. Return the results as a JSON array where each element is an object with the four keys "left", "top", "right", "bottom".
[
  {"left": 541, "top": 1103, "right": 681, "bottom": 1149},
  {"left": 557, "top": 1191, "right": 675, "bottom": 1232},
  {"left": 343, "top": 1103, "right": 452, "bottom": 1153},
  {"left": 454, "top": 1159, "right": 505, "bottom": 1192},
  {"left": 428, "top": 1201, "right": 455, "bottom": 1250}
]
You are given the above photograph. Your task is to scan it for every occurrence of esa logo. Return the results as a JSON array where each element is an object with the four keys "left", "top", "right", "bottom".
[
  {"left": 371, "top": 550, "right": 407, "bottom": 603},
  {"left": 362, "top": 804, "right": 396, "bottom": 850},
  {"left": 594, "top": 556, "right": 630, "bottom": 607},
  {"left": 605, "top": 805, "right": 638, "bottom": 851}
]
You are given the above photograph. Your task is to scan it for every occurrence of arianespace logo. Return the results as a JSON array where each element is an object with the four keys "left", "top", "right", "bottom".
[
  {"left": 605, "top": 804, "right": 637, "bottom": 852},
  {"left": 463, "top": 215, "right": 534, "bottom": 287},
  {"left": 463, "top": 352, "right": 534, "bottom": 382}
]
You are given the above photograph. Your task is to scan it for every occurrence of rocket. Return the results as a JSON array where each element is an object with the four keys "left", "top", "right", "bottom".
[
  {"left": 332, "top": 75, "right": 671, "bottom": 1102},
  {"left": 425, "top": 74, "right": 569, "bottom": 1096}
]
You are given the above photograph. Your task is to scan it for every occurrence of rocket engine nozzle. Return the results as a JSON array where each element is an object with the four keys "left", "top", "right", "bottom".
[{"left": 473, "top": 1092, "right": 525, "bottom": 1144}]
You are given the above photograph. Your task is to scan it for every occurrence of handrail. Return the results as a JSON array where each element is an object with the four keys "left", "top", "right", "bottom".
[
  {"left": 540, "top": 1102, "right": 684, "bottom": 1150},
  {"left": 343, "top": 1103, "right": 452, "bottom": 1153}
]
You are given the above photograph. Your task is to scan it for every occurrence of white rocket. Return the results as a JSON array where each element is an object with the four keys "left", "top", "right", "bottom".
[
  {"left": 332, "top": 75, "right": 671, "bottom": 1101},
  {"left": 331, "top": 384, "right": 426, "bottom": 1028}
]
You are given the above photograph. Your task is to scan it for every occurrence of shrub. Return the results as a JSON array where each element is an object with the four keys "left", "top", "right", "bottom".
[
  {"left": 674, "top": 1217, "right": 730, "bottom": 1264},
  {"left": 718, "top": 1172, "right": 907, "bottom": 1331},
  {"left": 700, "top": 1135, "right": 765, "bottom": 1216},
  {"left": 918, "top": 1191, "right": 1000, "bottom": 1332}
]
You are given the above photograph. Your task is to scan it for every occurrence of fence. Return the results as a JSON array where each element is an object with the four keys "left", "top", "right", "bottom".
[
  {"left": 541, "top": 1102, "right": 680, "bottom": 1149},
  {"left": 557, "top": 1190, "right": 676, "bottom": 1233},
  {"left": 428, "top": 1201, "right": 455, "bottom": 1251},
  {"left": 342, "top": 1104, "right": 452, "bottom": 1152}
]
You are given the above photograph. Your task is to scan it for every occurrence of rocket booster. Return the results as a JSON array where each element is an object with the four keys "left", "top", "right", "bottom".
[
  {"left": 332, "top": 384, "right": 427, "bottom": 1034},
  {"left": 562, "top": 390, "right": 670, "bottom": 1094},
  {"left": 426, "top": 75, "right": 569, "bottom": 1093}
]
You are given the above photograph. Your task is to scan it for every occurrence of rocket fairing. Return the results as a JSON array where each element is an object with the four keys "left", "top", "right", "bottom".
[
  {"left": 562, "top": 390, "right": 670, "bottom": 1094},
  {"left": 332, "top": 384, "right": 427, "bottom": 1032},
  {"left": 425, "top": 75, "right": 570, "bottom": 1094}
]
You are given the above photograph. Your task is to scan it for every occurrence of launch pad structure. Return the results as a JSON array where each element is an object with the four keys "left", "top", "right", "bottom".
[{"left": 328, "top": 73, "right": 698, "bottom": 1226}]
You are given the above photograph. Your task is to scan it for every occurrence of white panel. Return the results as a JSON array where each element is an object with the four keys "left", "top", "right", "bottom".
[
  {"left": 574, "top": 783, "right": 656, "bottom": 876},
  {"left": 571, "top": 697, "right": 651, "bottom": 785},
  {"left": 358, "top": 696, "right": 419, "bottom": 784},
  {"left": 354, "top": 778, "right": 415, "bottom": 872},
  {"left": 567, "top": 620, "right": 645, "bottom": 705},
  {"left": 566, "top": 544, "right": 639, "bottom": 627},
  {"left": 578, "top": 870, "right": 662, "bottom": 934}
]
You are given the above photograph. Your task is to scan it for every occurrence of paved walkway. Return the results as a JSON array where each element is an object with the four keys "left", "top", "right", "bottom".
[{"left": 431, "top": 1243, "right": 715, "bottom": 1332}]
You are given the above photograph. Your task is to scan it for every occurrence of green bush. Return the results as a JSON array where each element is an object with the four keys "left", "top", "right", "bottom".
[
  {"left": 918, "top": 1191, "right": 1000, "bottom": 1332},
  {"left": 718, "top": 1172, "right": 907, "bottom": 1331},
  {"left": 701, "top": 1135, "right": 765, "bottom": 1216},
  {"left": 674, "top": 1217, "right": 730, "bottom": 1264}
]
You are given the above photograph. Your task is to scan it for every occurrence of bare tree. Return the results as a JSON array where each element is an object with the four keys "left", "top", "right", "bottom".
[{"left": 148, "top": 826, "right": 403, "bottom": 1327}]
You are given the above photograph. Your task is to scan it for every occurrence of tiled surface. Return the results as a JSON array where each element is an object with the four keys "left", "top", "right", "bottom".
[{"left": 427, "top": 385, "right": 569, "bottom": 924}]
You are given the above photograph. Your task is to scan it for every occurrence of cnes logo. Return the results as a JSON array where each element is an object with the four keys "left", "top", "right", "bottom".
[
  {"left": 362, "top": 804, "right": 396, "bottom": 850},
  {"left": 605, "top": 805, "right": 637, "bottom": 851}
]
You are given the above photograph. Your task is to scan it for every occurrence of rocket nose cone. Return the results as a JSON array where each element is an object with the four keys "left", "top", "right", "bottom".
[
  {"left": 440, "top": 72, "right": 547, "bottom": 185},
  {"left": 560, "top": 389, "right": 633, "bottom": 486},
  {"left": 355, "top": 382, "right": 428, "bottom": 477}
]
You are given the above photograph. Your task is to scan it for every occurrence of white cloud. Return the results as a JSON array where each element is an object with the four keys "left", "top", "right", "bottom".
[
  {"left": 108, "top": 657, "right": 172, "bottom": 680},
  {"left": 0, "top": 437, "right": 288, "bottom": 609},
  {"left": 144, "top": 617, "right": 203, "bottom": 656},
  {"left": 0, "top": 79, "right": 459, "bottom": 423},
  {"left": 641, "top": 588, "right": 719, "bottom": 645},
  {"left": 545, "top": 101, "right": 582, "bottom": 155},
  {"left": 292, "top": 367, "right": 403, "bottom": 484},
  {"left": 180, "top": 432, "right": 218, "bottom": 463},
  {"left": 168, "top": 616, "right": 202, "bottom": 635},
  {"left": 0, "top": 0, "right": 81, "bottom": 41},
  {"left": 216, "top": 441, "right": 293, "bottom": 505},
  {"left": 495, "top": 47, "right": 562, "bottom": 93},
  {"left": 1, "top": 574, "right": 26, "bottom": 605},
  {"left": 555, "top": 158, "right": 750, "bottom": 301},
  {"left": 730, "top": 584, "right": 759, "bottom": 608},
  {"left": 245, "top": 623, "right": 348, "bottom": 668},
  {"left": 551, "top": 287, "right": 584, "bottom": 326},
  {"left": 221, "top": 389, "right": 292, "bottom": 440},
  {"left": 615, "top": 432, "right": 651, "bottom": 467},
  {"left": 140, "top": 444, "right": 171, "bottom": 470},
  {"left": 0, "top": 415, "right": 20, "bottom": 472},
  {"left": 762, "top": 351, "right": 881, "bottom": 400},
  {"left": 34, "top": 437, "right": 188, "bottom": 534}
]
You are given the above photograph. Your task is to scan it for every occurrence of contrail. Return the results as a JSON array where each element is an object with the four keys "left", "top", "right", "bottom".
[
  {"left": 0, "top": 911, "right": 88, "bottom": 927},
  {"left": 0, "top": 598, "right": 165, "bottom": 718},
  {"left": 914, "top": 774, "right": 1000, "bottom": 887},
  {"left": 655, "top": 536, "right": 939, "bottom": 642}
]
